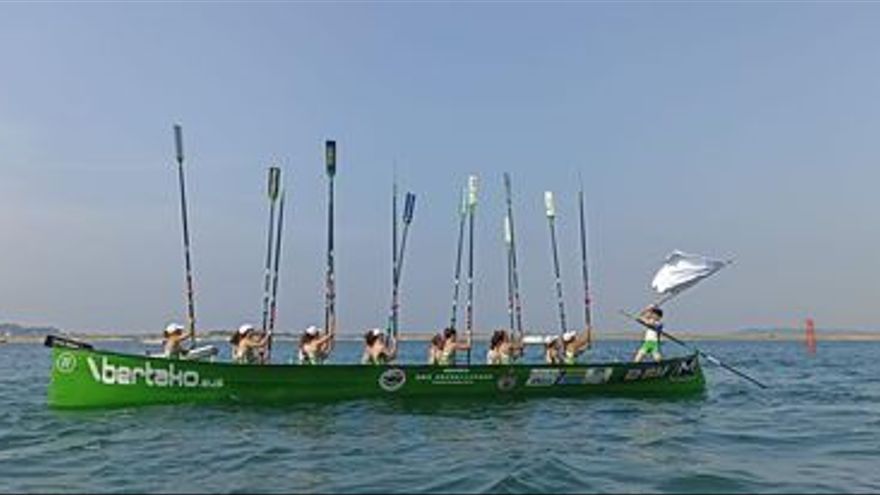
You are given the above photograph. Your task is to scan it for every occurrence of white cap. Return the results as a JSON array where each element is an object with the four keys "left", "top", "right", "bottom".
[
  {"left": 563, "top": 331, "right": 577, "bottom": 342},
  {"left": 543, "top": 335, "right": 557, "bottom": 344},
  {"left": 164, "top": 323, "right": 184, "bottom": 335},
  {"left": 238, "top": 324, "right": 255, "bottom": 335},
  {"left": 369, "top": 328, "right": 383, "bottom": 337},
  {"left": 305, "top": 326, "right": 320, "bottom": 336}
]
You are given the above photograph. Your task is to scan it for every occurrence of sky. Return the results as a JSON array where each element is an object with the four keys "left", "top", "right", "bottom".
[{"left": 1, "top": 2, "right": 879, "bottom": 335}]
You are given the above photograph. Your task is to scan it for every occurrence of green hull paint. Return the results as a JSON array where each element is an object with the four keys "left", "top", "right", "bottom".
[{"left": 47, "top": 340, "right": 705, "bottom": 409}]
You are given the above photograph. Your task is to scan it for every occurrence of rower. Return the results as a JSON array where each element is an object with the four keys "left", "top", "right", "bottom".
[
  {"left": 427, "top": 333, "right": 444, "bottom": 365},
  {"left": 633, "top": 306, "right": 663, "bottom": 362},
  {"left": 161, "top": 322, "right": 191, "bottom": 359},
  {"left": 544, "top": 336, "right": 562, "bottom": 364},
  {"left": 362, "top": 328, "right": 397, "bottom": 365},
  {"left": 486, "top": 329, "right": 522, "bottom": 365},
  {"left": 434, "top": 327, "right": 470, "bottom": 366},
  {"left": 230, "top": 324, "right": 268, "bottom": 364},
  {"left": 299, "top": 325, "right": 333, "bottom": 365},
  {"left": 561, "top": 330, "right": 590, "bottom": 365}
]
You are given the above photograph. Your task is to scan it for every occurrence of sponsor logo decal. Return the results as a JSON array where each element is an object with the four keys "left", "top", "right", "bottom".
[
  {"left": 414, "top": 368, "right": 494, "bottom": 386},
  {"left": 669, "top": 357, "right": 698, "bottom": 381},
  {"left": 525, "top": 369, "right": 561, "bottom": 387},
  {"left": 55, "top": 352, "right": 77, "bottom": 374},
  {"left": 496, "top": 372, "right": 517, "bottom": 391},
  {"left": 86, "top": 356, "right": 223, "bottom": 389},
  {"left": 624, "top": 364, "right": 671, "bottom": 381},
  {"left": 378, "top": 368, "right": 406, "bottom": 392},
  {"left": 583, "top": 367, "right": 614, "bottom": 385},
  {"left": 526, "top": 367, "right": 614, "bottom": 386}
]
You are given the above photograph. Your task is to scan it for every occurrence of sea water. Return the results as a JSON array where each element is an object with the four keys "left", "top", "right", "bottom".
[{"left": 0, "top": 340, "right": 877, "bottom": 493}]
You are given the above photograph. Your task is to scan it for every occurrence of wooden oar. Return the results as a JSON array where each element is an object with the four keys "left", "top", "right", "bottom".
[
  {"left": 267, "top": 189, "right": 286, "bottom": 359},
  {"left": 465, "top": 175, "right": 478, "bottom": 365},
  {"left": 324, "top": 141, "right": 337, "bottom": 349},
  {"left": 503, "top": 172, "right": 524, "bottom": 343},
  {"left": 389, "top": 169, "right": 398, "bottom": 341},
  {"left": 261, "top": 167, "right": 281, "bottom": 333},
  {"left": 577, "top": 179, "right": 592, "bottom": 348},
  {"left": 448, "top": 186, "right": 467, "bottom": 331},
  {"left": 389, "top": 192, "right": 416, "bottom": 342},
  {"left": 172, "top": 124, "right": 197, "bottom": 347},
  {"left": 619, "top": 309, "right": 768, "bottom": 389},
  {"left": 545, "top": 191, "right": 568, "bottom": 341}
]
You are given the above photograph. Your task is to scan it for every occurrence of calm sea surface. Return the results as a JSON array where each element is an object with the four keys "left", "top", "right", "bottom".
[{"left": 0, "top": 339, "right": 877, "bottom": 494}]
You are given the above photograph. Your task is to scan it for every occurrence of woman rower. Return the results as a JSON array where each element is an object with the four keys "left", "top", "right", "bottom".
[
  {"left": 433, "top": 327, "right": 471, "bottom": 366},
  {"left": 428, "top": 334, "right": 444, "bottom": 365},
  {"left": 486, "top": 329, "right": 522, "bottom": 365},
  {"left": 230, "top": 324, "right": 268, "bottom": 364},
  {"left": 299, "top": 325, "right": 333, "bottom": 365},
  {"left": 161, "top": 323, "right": 191, "bottom": 359},
  {"left": 361, "top": 328, "right": 397, "bottom": 365},
  {"left": 560, "top": 330, "right": 591, "bottom": 365},
  {"left": 544, "top": 336, "right": 562, "bottom": 364}
]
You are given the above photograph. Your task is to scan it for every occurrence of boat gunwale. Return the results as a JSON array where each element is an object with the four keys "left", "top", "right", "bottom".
[{"left": 47, "top": 337, "right": 700, "bottom": 371}]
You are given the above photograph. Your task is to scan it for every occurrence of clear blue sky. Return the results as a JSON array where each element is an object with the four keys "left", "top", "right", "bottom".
[{"left": 1, "top": 2, "right": 878, "bottom": 334}]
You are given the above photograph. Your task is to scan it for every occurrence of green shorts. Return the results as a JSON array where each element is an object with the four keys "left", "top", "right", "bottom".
[{"left": 639, "top": 340, "right": 660, "bottom": 354}]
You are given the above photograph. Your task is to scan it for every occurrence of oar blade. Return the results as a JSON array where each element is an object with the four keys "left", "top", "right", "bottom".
[
  {"left": 403, "top": 192, "right": 416, "bottom": 224},
  {"left": 325, "top": 140, "right": 337, "bottom": 177},
  {"left": 544, "top": 191, "right": 556, "bottom": 218},
  {"left": 467, "top": 175, "right": 479, "bottom": 210},
  {"left": 268, "top": 167, "right": 281, "bottom": 201},
  {"left": 173, "top": 124, "right": 184, "bottom": 164}
]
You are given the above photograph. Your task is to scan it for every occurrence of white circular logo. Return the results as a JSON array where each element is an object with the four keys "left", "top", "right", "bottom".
[
  {"left": 378, "top": 368, "right": 406, "bottom": 392},
  {"left": 497, "top": 372, "right": 517, "bottom": 391},
  {"left": 55, "top": 352, "right": 77, "bottom": 374}
]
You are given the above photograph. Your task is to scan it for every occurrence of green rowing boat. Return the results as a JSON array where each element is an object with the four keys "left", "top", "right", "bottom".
[{"left": 45, "top": 335, "right": 705, "bottom": 409}]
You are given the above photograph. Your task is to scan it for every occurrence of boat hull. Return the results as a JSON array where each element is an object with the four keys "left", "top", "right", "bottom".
[{"left": 46, "top": 339, "right": 705, "bottom": 409}]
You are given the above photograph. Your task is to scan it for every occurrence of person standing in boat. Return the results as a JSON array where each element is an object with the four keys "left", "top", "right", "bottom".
[
  {"left": 230, "top": 324, "right": 268, "bottom": 364},
  {"left": 361, "top": 328, "right": 397, "bottom": 365},
  {"left": 299, "top": 325, "right": 333, "bottom": 365},
  {"left": 162, "top": 323, "right": 191, "bottom": 358},
  {"left": 633, "top": 306, "right": 663, "bottom": 362},
  {"left": 561, "top": 330, "right": 590, "bottom": 365},
  {"left": 434, "top": 327, "right": 471, "bottom": 366},
  {"left": 486, "top": 329, "right": 522, "bottom": 365}
]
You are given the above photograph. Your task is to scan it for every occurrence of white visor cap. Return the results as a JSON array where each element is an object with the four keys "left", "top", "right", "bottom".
[{"left": 164, "top": 323, "right": 184, "bottom": 335}]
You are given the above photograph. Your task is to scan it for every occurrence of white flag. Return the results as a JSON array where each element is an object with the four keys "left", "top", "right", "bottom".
[{"left": 651, "top": 250, "right": 729, "bottom": 295}]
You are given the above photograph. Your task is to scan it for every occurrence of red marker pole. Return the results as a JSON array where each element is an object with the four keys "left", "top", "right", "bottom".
[{"left": 805, "top": 318, "right": 817, "bottom": 355}]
